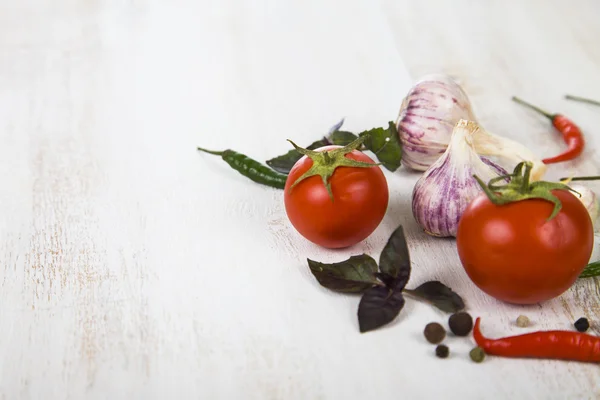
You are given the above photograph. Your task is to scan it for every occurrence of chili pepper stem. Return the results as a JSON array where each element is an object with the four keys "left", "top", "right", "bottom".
[
  {"left": 197, "top": 147, "right": 225, "bottom": 156},
  {"left": 511, "top": 96, "right": 555, "bottom": 120},
  {"left": 560, "top": 176, "right": 600, "bottom": 182},
  {"left": 565, "top": 95, "right": 600, "bottom": 107}
]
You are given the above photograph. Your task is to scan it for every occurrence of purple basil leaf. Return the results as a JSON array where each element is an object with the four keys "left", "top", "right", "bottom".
[
  {"left": 328, "top": 118, "right": 359, "bottom": 145},
  {"left": 327, "top": 118, "right": 345, "bottom": 135},
  {"left": 330, "top": 130, "right": 359, "bottom": 146},
  {"left": 307, "top": 255, "right": 379, "bottom": 294},
  {"left": 404, "top": 281, "right": 465, "bottom": 313},
  {"left": 358, "top": 286, "right": 405, "bottom": 333},
  {"left": 378, "top": 225, "right": 411, "bottom": 290},
  {"left": 375, "top": 272, "right": 396, "bottom": 287}
]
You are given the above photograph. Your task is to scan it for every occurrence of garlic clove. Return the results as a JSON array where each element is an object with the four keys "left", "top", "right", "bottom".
[
  {"left": 471, "top": 128, "right": 547, "bottom": 181},
  {"left": 569, "top": 184, "right": 599, "bottom": 231},
  {"left": 396, "top": 74, "right": 475, "bottom": 171},
  {"left": 412, "top": 119, "right": 507, "bottom": 237}
]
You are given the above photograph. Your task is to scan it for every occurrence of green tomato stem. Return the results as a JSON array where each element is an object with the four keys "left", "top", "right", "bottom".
[
  {"left": 474, "top": 161, "right": 577, "bottom": 221},
  {"left": 286, "top": 135, "right": 379, "bottom": 201}
]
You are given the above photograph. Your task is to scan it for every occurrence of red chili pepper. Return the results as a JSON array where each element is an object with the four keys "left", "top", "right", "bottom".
[
  {"left": 512, "top": 96, "right": 585, "bottom": 164},
  {"left": 473, "top": 317, "right": 600, "bottom": 363}
]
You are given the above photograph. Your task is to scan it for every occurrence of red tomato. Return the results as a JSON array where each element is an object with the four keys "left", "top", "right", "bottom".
[
  {"left": 456, "top": 189, "right": 594, "bottom": 305},
  {"left": 284, "top": 145, "right": 388, "bottom": 249}
]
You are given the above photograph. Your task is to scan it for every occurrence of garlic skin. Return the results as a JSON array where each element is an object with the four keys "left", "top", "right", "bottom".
[
  {"left": 396, "top": 74, "right": 547, "bottom": 180},
  {"left": 570, "top": 184, "right": 599, "bottom": 230},
  {"left": 472, "top": 129, "right": 547, "bottom": 182},
  {"left": 412, "top": 120, "right": 507, "bottom": 237},
  {"left": 396, "top": 74, "right": 475, "bottom": 171}
]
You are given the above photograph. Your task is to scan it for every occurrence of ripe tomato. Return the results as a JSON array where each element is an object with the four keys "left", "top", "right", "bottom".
[
  {"left": 284, "top": 145, "right": 388, "bottom": 249},
  {"left": 456, "top": 189, "right": 594, "bottom": 304}
]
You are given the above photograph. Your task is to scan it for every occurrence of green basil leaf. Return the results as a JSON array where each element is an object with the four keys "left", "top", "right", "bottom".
[
  {"left": 359, "top": 121, "right": 402, "bottom": 172},
  {"left": 404, "top": 281, "right": 465, "bottom": 313},
  {"left": 579, "top": 261, "right": 600, "bottom": 278},
  {"left": 378, "top": 225, "right": 411, "bottom": 289},
  {"left": 266, "top": 138, "right": 330, "bottom": 174},
  {"left": 307, "top": 254, "right": 379, "bottom": 293},
  {"left": 330, "top": 130, "right": 359, "bottom": 146},
  {"left": 358, "top": 286, "right": 405, "bottom": 333}
]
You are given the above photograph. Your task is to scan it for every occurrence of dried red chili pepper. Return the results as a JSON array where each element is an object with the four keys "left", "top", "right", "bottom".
[
  {"left": 512, "top": 96, "right": 585, "bottom": 164},
  {"left": 473, "top": 317, "right": 600, "bottom": 363}
]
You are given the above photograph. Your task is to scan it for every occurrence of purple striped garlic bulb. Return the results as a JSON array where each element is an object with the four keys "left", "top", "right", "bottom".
[
  {"left": 396, "top": 74, "right": 476, "bottom": 171},
  {"left": 412, "top": 120, "right": 509, "bottom": 238}
]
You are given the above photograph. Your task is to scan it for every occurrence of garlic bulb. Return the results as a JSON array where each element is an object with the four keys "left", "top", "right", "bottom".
[
  {"left": 412, "top": 119, "right": 510, "bottom": 238},
  {"left": 396, "top": 74, "right": 476, "bottom": 171},
  {"left": 569, "top": 184, "right": 599, "bottom": 230},
  {"left": 396, "top": 74, "right": 547, "bottom": 179}
]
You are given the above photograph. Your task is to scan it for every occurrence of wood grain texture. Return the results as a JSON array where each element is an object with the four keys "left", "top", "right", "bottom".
[{"left": 0, "top": 0, "right": 599, "bottom": 399}]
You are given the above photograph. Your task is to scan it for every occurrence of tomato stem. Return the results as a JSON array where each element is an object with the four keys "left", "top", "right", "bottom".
[
  {"left": 286, "top": 135, "right": 379, "bottom": 201},
  {"left": 474, "top": 161, "right": 577, "bottom": 221}
]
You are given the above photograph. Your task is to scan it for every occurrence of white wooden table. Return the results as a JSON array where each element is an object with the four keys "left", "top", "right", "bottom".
[{"left": 1, "top": 1, "right": 599, "bottom": 399}]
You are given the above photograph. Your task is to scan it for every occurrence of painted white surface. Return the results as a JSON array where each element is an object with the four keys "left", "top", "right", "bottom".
[{"left": 0, "top": 0, "right": 599, "bottom": 399}]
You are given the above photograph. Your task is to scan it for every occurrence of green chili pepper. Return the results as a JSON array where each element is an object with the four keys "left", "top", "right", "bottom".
[
  {"left": 579, "top": 261, "right": 600, "bottom": 278},
  {"left": 197, "top": 147, "right": 288, "bottom": 189}
]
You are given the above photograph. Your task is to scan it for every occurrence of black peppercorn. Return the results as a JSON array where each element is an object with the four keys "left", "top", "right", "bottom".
[
  {"left": 574, "top": 317, "right": 589, "bottom": 332},
  {"left": 435, "top": 344, "right": 449, "bottom": 358},
  {"left": 424, "top": 322, "right": 446, "bottom": 344},
  {"left": 448, "top": 312, "right": 473, "bottom": 336}
]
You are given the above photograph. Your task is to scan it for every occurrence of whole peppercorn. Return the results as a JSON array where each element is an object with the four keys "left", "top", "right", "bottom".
[
  {"left": 435, "top": 344, "right": 449, "bottom": 358},
  {"left": 469, "top": 346, "right": 486, "bottom": 363},
  {"left": 516, "top": 315, "right": 530, "bottom": 328},
  {"left": 424, "top": 322, "right": 446, "bottom": 344},
  {"left": 448, "top": 312, "right": 473, "bottom": 336},
  {"left": 574, "top": 317, "right": 589, "bottom": 332}
]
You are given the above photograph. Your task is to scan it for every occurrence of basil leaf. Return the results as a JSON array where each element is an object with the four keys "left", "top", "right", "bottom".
[
  {"left": 307, "top": 255, "right": 379, "bottom": 293},
  {"left": 358, "top": 286, "right": 405, "bottom": 333},
  {"left": 327, "top": 118, "right": 346, "bottom": 135},
  {"left": 359, "top": 121, "right": 402, "bottom": 172},
  {"left": 580, "top": 261, "right": 600, "bottom": 278},
  {"left": 266, "top": 138, "right": 330, "bottom": 174},
  {"left": 330, "top": 130, "right": 359, "bottom": 146},
  {"left": 378, "top": 225, "right": 411, "bottom": 290},
  {"left": 404, "top": 281, "right": 465, "bottom": 313},
  {"left": 374, "top": 272, "right": 396, "bottom": 288}
]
